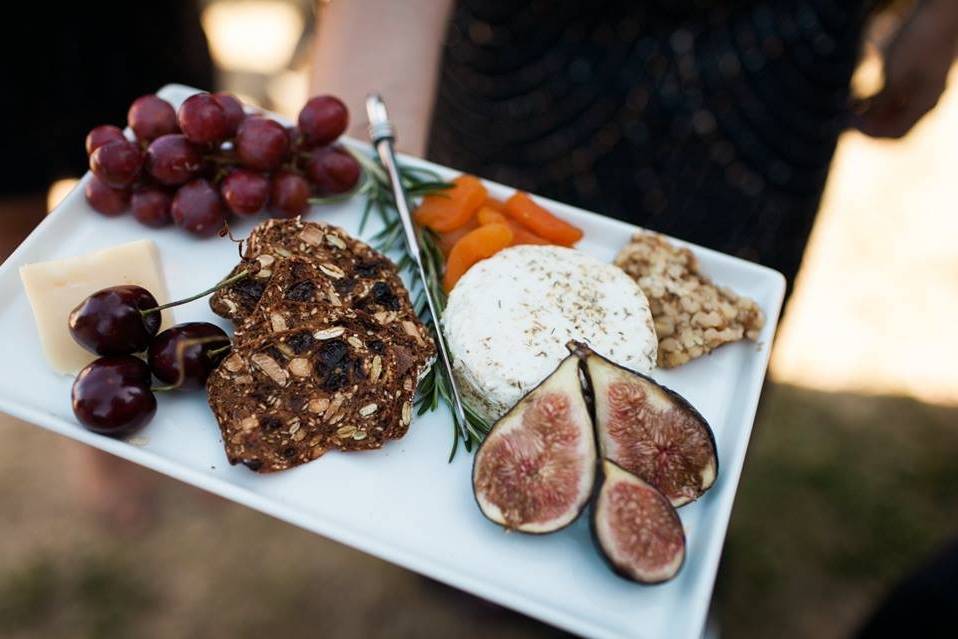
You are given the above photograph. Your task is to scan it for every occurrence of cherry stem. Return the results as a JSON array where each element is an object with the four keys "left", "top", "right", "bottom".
[
  {"left": 206, "top": 343, "right": 232, "bottom": 358},
  {"left": 141, "top": 270, "right": 250, "bottom": 316},
  {"left": 151, "top": 335, "right": 232, "bottom": 392}
]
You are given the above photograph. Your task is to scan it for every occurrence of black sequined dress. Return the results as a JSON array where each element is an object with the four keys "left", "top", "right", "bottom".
[{"left": 428, "top": 0, "right": 878, "bottom": 287}]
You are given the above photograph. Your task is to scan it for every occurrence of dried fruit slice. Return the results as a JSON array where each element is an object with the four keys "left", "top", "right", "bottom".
[
  {"left": 472, "top": 354, "right": 596, "bottom": 533},
  {"left": 573, "top": 342, "right": 718, "bottom": 507},
  {"left": 503, "top": 192, "right": 583, "bottom": 246},
  {"left": 442, "top": 222, "right": 513, "bottom": 293},
  {"left": 436, "top": 216, "right": 479, "bottom": 259},
  {"left": 592, "top": 460, "right": 686, "bottom": 584},
  {"left": 476, "top": 206, "right": 551, "bottom": 247},
  {"left": 413, "top": 174, "right": 487, "bottom": 232}
]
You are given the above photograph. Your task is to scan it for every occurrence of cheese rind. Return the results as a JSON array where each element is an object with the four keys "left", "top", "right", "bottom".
[
  {"left": 443, "top": 245, "right": 657, "bottom": 424},
  {"left": 19, "top": 239, "right": 173, "bottom": 374}
]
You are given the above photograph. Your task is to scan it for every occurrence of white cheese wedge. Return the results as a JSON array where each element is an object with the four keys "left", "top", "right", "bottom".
[
  {"left": 443, "top": 245, "right": 657, "bottom": 424},
  {"left": 19, "top": 239, "right": 173, "bottom": 374}
]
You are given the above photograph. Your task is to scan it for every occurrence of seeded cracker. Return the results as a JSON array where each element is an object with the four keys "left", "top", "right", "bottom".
[
  {"left": 207, "top": 318, "right": 426, "bottom": 472},
  {"left": 232, "top": 251, "right": 430, "bottom": 350},
  {"left": 210, "top": 217, "right": 325, "bottom": 321},
  {"left": 206, "top": 217, "right": 436, "bottom": 472},
  {"left": 614, "top": 231, "right": 764, "bottom": 368},
  {"left": 210, "top": 218, "right": 420, "bottom": 331}
]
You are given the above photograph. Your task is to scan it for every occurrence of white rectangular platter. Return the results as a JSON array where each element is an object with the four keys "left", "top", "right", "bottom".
[{"left": 0, "top": 85, "right": 784, "bottom": 639}]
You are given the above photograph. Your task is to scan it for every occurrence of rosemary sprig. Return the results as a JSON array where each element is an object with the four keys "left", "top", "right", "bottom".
[{"left": 324, "top": 148, "right": 491, "bottom": 459}]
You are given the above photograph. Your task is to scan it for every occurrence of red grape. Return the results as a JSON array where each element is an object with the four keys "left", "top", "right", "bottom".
[
  {"left": 305, "top": 146, "right": 361, "bottom": 195},
  {"left": 85, "top": 125, "right": 126, "bottom": 155},
  {"left": 85, "top": 176, "right": 130, "bottom": 216},
  {"left": 220, "top": 169, "right": 269, "bottom": 215},
  {"left": 146, "top": 134, "right": 203, "bottom": 185},
  {"left": 90, "top": 140, "right": 143, "bottom": 188},
  {"left": 128, "top": 95, "right": 178, "bottom": 141},
  {"left": 298, "top": 96, "right": 348, "bottom": 147},
  {"left": 177, "top": 93, "right": 228, "bottom": 145},
  {"left": 270, "top": 171, "right": 310, "bottom": 218},
  {"left": 235, "top": 116, "right": 289, "bottom": 171},
  {"left": 212, "top": 92, "right": 245, "bottom": 137},
  {"left": 285, "top": 126, "right": 303, "bottom": 152},
  {"left": 171, "top": 178, "right": 226, "bottom": 236},
  {"left": 131, "top": 186, "right": 173, "bottom": 228}
]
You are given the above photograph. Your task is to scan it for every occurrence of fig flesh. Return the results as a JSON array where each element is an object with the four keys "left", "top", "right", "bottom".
[
  {"left": 574, "top": 342, "right": 718, "bottom": 507},
  {"left": 593, "top": 460, "right": 686, "bottom": 583},
  {"left": 472, "top": 354, "right": 596, "bottom": 533}
]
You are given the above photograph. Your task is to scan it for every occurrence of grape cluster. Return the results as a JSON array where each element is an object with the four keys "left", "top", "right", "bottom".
[{"left": 84, "top": 93, "right": 361, "bottom": 236}]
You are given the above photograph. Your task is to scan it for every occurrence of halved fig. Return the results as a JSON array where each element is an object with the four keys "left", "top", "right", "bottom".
[
  {"left": 572, "top": 341, "right": 718, "bottom": 507},
  {"left": 472, "top": 354, "right": 596, "bottom": 533},
  {"left": 593, "top": 460, "right": 686, "bottom": 584}
]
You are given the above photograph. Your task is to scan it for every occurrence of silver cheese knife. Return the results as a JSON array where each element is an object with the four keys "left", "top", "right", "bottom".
[{"left": 365, "top": 94, "right": 470, "bottom": 436}]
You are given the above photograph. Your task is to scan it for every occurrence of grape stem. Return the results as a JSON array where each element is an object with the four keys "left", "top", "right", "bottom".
[
  {"left": 142, "top": 269, "right": 250, "bottom": 316},
  {"left": 206, "top": 154, "right": 236, "bottom": 166}
]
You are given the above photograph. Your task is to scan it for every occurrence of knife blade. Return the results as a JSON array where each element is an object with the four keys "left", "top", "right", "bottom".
[{"left": 365, "top": 94, "right": 470, "bottom": 438}]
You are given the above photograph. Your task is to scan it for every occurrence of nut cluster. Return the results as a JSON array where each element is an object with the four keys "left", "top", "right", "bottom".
[{"left": 615, "top": 232, "right": 764, "bottom": 368}]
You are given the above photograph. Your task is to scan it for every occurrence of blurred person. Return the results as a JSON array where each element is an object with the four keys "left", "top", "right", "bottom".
[
  {"left": 310, "top": 0, "right": 958, "bottom": 293},
  {"left": 310, "top": 0, "right": 958, "bottom": 633},
  {"left": 0, "top": 1, "right": 214, "bottom": 531},
  {"left": 856, "top": 537, "right": 958, "bottom": 638},
  {"left": 1, "top": 2, "right": 213, "bottom": 205}
]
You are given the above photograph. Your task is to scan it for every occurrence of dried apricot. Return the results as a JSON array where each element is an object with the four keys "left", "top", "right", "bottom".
[
  {"left": 476, "top": 206, "right": 549, "bottom": 246},
  {"left": 503, "top": 192, "right": 583, "bottom": 246},
  {"left": 413, "top": 175, "right": 487, "bottom": 233},
  {"left": 476, "top": 206, "right": 507, "bottom": 225},
  {"left": 483, "top": 197, "right": 506, "bottom": 211},
  {"left": 436, "top": 216, "right": 479, "bottom": 258},
  {"left": 443, "top": 223, "right": 513, "bottom": 292}
]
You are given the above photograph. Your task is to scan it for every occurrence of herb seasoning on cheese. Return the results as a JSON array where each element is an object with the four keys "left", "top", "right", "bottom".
[{"left": 443, "top": 245, "right": 656, "bottom": 423}]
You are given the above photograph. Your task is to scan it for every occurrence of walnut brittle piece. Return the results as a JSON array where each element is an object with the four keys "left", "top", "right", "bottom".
[{"left": 614, "top": 232, "right": 764, "bottom": 368}]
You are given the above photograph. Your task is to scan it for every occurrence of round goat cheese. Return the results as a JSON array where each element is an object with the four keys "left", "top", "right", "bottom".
[{"left": 443, "top": 245, "right": 656, "bottom": 424}]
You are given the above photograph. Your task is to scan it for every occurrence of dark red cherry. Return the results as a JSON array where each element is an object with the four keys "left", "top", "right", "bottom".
[
  {"left": 147, "top": 322, "right": 229, "bottom": 390},
  {"left": 68, "top": 285, "right": 161, "bottom": 355},
  {"left": 72, "top": 356, "right": 156, "bottom": 436}
]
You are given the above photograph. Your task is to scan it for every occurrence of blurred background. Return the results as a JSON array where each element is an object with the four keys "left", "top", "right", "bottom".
[{"left": 1, "top": 1, "right": 956, "bottom": 637}]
